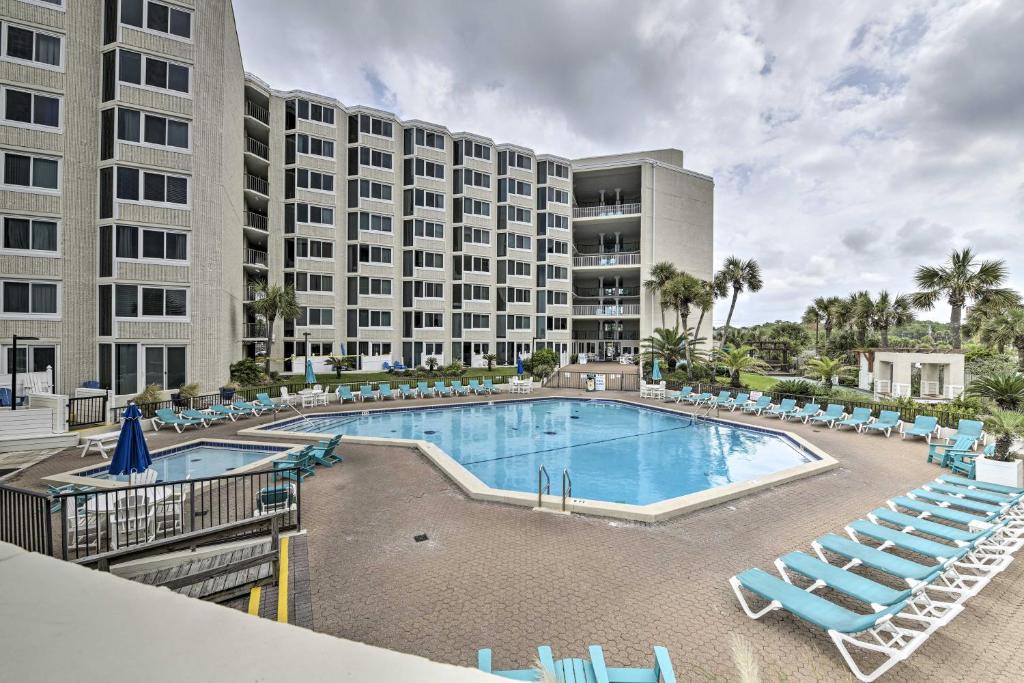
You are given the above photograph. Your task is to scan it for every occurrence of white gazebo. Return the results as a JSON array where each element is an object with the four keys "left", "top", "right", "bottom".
[{"left": 856, "top": 349, "right": 965, "bottom": 401}]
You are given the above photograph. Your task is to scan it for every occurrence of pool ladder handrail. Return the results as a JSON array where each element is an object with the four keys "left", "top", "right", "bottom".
[
  {"left": 537, "top": 465, "right": 550, "bottom": 508},
  {"left": 561, "top": 469, "right": 572, "bottom": 512}
]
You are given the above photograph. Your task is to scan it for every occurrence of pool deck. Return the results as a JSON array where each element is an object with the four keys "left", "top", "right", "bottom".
[{"left": 9, "top": 387, "right": 1024, "bottom": 681}]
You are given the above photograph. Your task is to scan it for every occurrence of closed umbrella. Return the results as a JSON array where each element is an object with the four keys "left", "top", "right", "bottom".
[
  {"left": 108, "top": 403, "right": 152, "bottom": 477},
  {"left": 305, "top": 358, "right": 316, "bottom": 385},
  {"left": 651, "top": 359, "right": 662, "bottom": 382},
  {"left": 516, "top": 355, "right": 525, "bottom": 376}
]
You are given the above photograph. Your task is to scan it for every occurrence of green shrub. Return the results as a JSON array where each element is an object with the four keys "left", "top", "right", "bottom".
[
  {"left": 229, "top": 357, "right": 266, "bottom": 386},
  {"left": 772, "top": 379, "right": 821, "bottom": 397},
  {"left": 442, "top": 360, "right": 465, "bottom": 377},
  {"left": 524, "top": 348, "right": 559, "bottom": 374},
  {"left": 133, "top": 383, "right": 163, "bottom": 404},
  {"left": 177, "top": 382, "right": 202, "bottom": 400},
  {"left": 530, "top": 363, "right": 554, "bottom": 381}
]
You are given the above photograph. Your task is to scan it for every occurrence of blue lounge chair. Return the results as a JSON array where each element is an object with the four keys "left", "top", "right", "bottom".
[
  {"left": 832, "top": 407, "right": 872, "bottom": 432},
  {"left": 888, "top": 494, "right": 999, "bottom": 526},
  {"left": 255, "top": 392, "right": 284, "bottom": 414},
  {"left": 382, "top": 361, "right": 392, "bottom": 372},
  {"left": 665, "top": 385, "right": 693, "bottom": 402},
  {"left": 182, "top": 408, "right": 229, "bottom": 426},
  {"left": 153, "top": 408, "right": 205, "bottom": 432},
  {"left": 948, "top": 419, "right": 986, "bottom": 449},
  {"left": 947, "top": 444, "right": 995, "bottom": 479},
  {"left": 255, "top": 483, "right": 296, "bottom": 515},
  {"left": 358, "top": 385, "right": 377, "bottom": 401},
  {"left": 451, "top": 380, "right": 470, "bottom": 396},
  {"left": 908, "top": 488, "right": 1007, "bottom": 516},
  {"left": 938, "top": 473, "right": 1024, "bottom": 498},
  {"left": 398, "top": 383, "right": 417, "bottom": 399},
  {"left": 417, "top": 381, "right": 435, "bottom": 397},
  {"left": 393, "top": 361, "right": 406, "bottom": 371},
  {"left": 705, "top": 390, "right": 732, "bottom": 408},
  {"left": 468, "top": 379, "right": 486, "bottom": 394},
  {"left": 483, "top": 378, "right": 501, "bottom": 394},
  {"left": 210, "top": 404, "right": 249, "bottom": 421},
  {"left": 741, "top": 396, "right": 772, "bottom": 415},
  {"left": 479, "top": 645, "right": 675, "bottom": 683},
  {"left": 309, "top": 436, "right": 343, "bottom": 467},
  {"left": 682, "top": 391, "right": 712, "bottom": 405},
  {"left": 378, "top": 383, "right": 396, "bottom": 400},
  {"left": 901, "top": 415, "right": 940, "bottom": 444},
  {"left": 763, "top": 398, "right": 798, "bottom": 419},
  {"left": 273, "top": 447, "right": 315, "bottom": 481},
  {"left": 336, "top": 385, "right": 356, "bottom": 403},
  {"left": 926, "top": 436, "right": 975, "bottom": 466},
  {"left": 862, "top": 410, "right": 902, "bottom": 437},
  {"left": 807, "top": 404, "right": 845, "bottom": 427},
  {"left": 788, "top": 402, "right": 821, "bottom": 423},
  {"left": 724, "top": 392, "right": 749, "bottom": 411},
  {"left": 233, "top": 400, "right": 263, "bottom": 416},
  {"left": 868, "top": 507, "right": 1001, "bottom": 546},
  {"left": 434, "top": 381, "right": 453, "bottom": 397}
]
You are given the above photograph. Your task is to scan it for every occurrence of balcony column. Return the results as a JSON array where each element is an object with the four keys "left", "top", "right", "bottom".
[
  {"left": 598, "top": 190, "right": 605, "bottom": 207},
  {"left": 614, "top": 231, "right": 621, "bottom": 253},
  {"left": 597, "top": 232, "right": 604, "bottom": 254},
  {"left": 615, "top": 188, "right": 621, "bottom": 206}
]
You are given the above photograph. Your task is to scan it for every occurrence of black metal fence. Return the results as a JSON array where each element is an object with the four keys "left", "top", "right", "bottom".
[
  {"left": 0, "top": 483, "right": 53, "bottom": 555},
  {"left": 549, "top": 370, "right": 641, "bottom": 392},
  {"left": 67, "top": 394, "right": 108, "bottom": 429}
]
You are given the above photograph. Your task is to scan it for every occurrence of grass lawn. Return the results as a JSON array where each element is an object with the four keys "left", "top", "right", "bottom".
[
  {"left": 313, "top": 366, "right": 519, "bottom": 385},
  {"left": 715, "top": 373, "right": 779, "bottom": 391}
]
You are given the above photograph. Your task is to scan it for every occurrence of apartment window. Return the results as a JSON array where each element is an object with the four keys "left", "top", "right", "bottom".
[
  {"left": 2, "top": 86, "right": 60, "bottom": 128},
  {"left": 508, "top": 315, "right": 532, "bottom": 330},
  {"left": 544, "top": 213, "right": 569, "bottom": 230},
  {"left": 463, "top": 313, "right": 489, "bottom": 330},
  {"left": 1, "top": 216, "right": 58, "bottom": 254},
  {"left": 546, "top": 265, "right": 569, "bottom": 280},
  {"left": 354, "top": 211, "right": 392, "bottom": 233},
  {"left": 358, "top": 309, "right": 392, "bottom": 329},
  {"left": 414, "top": 128, "right": 445, "bottom": 150},
  {"left": 462, "top": 226, "right": 490, "bottom": 246},
  {"left": 294, "top": 203, "right": 334, "bottom": 226},
  {"left": 507, "top": 287, "right": 531, "bottom": 304},
  {"left": 118, "top": 49, "right": 189, "bottom": 94},
  {"left": 357, "top": 146, "right": 392, "bottom": 170},
  {"left": 116, "top": 107, "right": 188, "bottom": 149},
  {"left": 507, "top": 233, "right": 532, "bottom": 251},
  {"left": 306, "top": 342, "right": 333, "bottom": 356},
  {"left": 414, "top": 250, "right": 443, "bottom": 270},
  {"left": 414, "top": 189, "right": 444, "bottom": 210},
  {"left": 358, "top": 114, "right": 392, "bottom": 138},
  {"left": 461, "top": 168, "right": 490, "bottom": 189},
  {"left": 2, "top": 151, "right": 58, "bottom": 191},
  {"left": 121, "top": 0, "right": 192, "bottom": 40},
  {"left": 465, "top": 141, "right": 491, "bottom": 161},
  {"left": 546, "top": 239, "right": 569, "bottom": 255},
  {"left": 414, "top": 311, "right": 443, "bottom": 329},
  {"left": 114, "top": 284, "right": 187, "bottom": 319},
  {"left": 358, "top": 277, "right": 391, "bottom": 296},
  {"left": 299, "top": 307, "right": 334, "bottom": 328},
  {"left": 0, "top": 279, "right": 59, "bottom": 318},
  {"left": 547, "top": 316, "right": 568, "bottom": 331},
  {"left": 293, "top": 98, "right": 335, "bottom": 125},
  {"left": 1, "top": 343, "right": 56, "bottom": 376},
  {"left": 506, "top": 206, "right": 532, "bottom": 225},
  {"left": 507, "top": 261, "right": 531, "bottom": 278},
  {"left": 114, "top": 225, "right": 186, "bottom": 262},
  {"left": 3, "top": 23, "right": 62, "bottom": 68},
  {"left": 141, "top": 345, "right": 187, "bottom": 390},
  {"left": 546, "top": 290, "right": 568, "bottom": 305},
  {"left": 504, "top": 179, "right": 531, "bottom": 197},
  {"left": 289, "top": 272, "right": 334, "bottom": 293},
  {"left": 546, "top": 187, "right": 569, "bottom": 204},
  {"left": 358, "top": 244, "right": 392, "bottom": 264},
  {"left": 414, "top": 281, "right": 443, "bottom": 299},
  {"left": 115, "top": 167, "right": 188, "bottom": 205},
  {"left": 464, "top": 284, "right": 489, "bottom": 301},
  {"left": 296, "top": 168, "right": 334, "bottom": 193},
  {"left": 293, "top": 134, "right": 334, "bottom": 158},
  {"left": 547, "top": 162, "right": 569, "bottom": 179},
  {"left": 413, "top": 219, "right": 443, "bottom": 239},
  {"left": 464, "top": 255, "right": 490, "bottom": 273},
  {"left": 463, "top": 197, "right": 490, "bottom": 217},
  {"left": 505, "top": 151, "right": 532, "bottom": 170},
  {"left": 353, "top": 179, "right": 393, "bottom": 202},
  {"left": 414, "top": 158, "right": 445, "bottom": 180},
  {"left": 293, "top": 237, "right": 334, "bottom": 260}
]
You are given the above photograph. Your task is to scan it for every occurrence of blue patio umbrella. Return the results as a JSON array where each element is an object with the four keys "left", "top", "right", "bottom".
[
  {"left": 651, "top": 359, "right": 662, "bottom": 381},
  {"left": 304, "top": 358, "right": 316, "bottom": 385},
  {"left": 108, "top": 403, "right": 152, "bottom": 476},
  {"left": 516, "top": 355, "right": 525, "bottom": 376}
]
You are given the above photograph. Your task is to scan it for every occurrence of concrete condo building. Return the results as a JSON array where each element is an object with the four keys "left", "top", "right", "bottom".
[{"left": 0, "top": 0, "right": 713, "bottom": 401}]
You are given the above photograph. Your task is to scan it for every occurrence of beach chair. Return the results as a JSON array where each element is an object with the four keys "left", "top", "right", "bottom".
[
  {"left": 947, "top": 419, "right": 986, "bottom": 449},
  {"left": 682, "top": 391, "right": 713, "bottom": 406},
  {"left": 763, "top": 398, "right": 798, "bottom": 419},
  {"left": 947, "top": 444, "right": 996, "bottom": 479},
  {"left": 723, "top": 392, "right": 750, "bottom": 411},
  {"left": 379, "top": 383, "right": 396, "bottom": 400},
  {"left": 787, "top": 402, "right": 821, "bottom": 422},
  {"left": 152, "top": 408, "right": 205, "bottom": 432},
  {"left": 234, "top": 400, "right": 264, "bottom": 416},
  {"left": 863, "top": 410, "right": 902, "bottom": 437},
  {"left": 382, "top": 361, "right": 392, "bottom": 372},
  {"left": 665, "top": 385, "right": 693, "bottom": 403},
  {"left": 182, "top": 408, "right": 229, "bottom": 426},
  {"left": 434, "top": 381, "right": 453, "bottom": 397},
  {"left": 938, "top": 473, "right": 1024, "bottom": 498},
  {"left": 310, "top": 436, "right": 343, "bottom": 467},
  {"left": 704, "top": 390, "right": 732, "bottom": 407},
  {"left": 926, "top": 436, "right": 976, "bottom": 466},
  {"left": 398, "top": 383, "right": 417, "bottom": 399},
  {"left": 900, "top": 415, "right": 940, "bottom": 444},
  {"left": 393, "top": 361, "right": 406, "bottom": 372},
  {"left": 255, "top": 483, "right": 297, "bottom": 516},
  {"left": 832, "top": 407, "right": 873, "bottom": 432},
  {"left": 273, "top": 446, "right": 315, "bottom": 481},
  {"left": 279, "top": 387, "right": 298, "bottom": 406},
  {"left": 335, "top": 385, "right": 356, "bottom": 403},
  {"left": 451, "top": 380, "right": 470, "bottom": 396},
  {"left": 479, "top": 644, "right": 676, "bottom": 683},
  {"left": 468, "top": 379, "right": 486, "bottom": 394},
  {"left": 483, "top": 378, "right": 501, "bottom": 394},
  {"left": 418, "top": 381, "right": 435, "bottom": 397},
  {"left": 254, "top": 392, "right": 284, "bottom": 414},
  {"left": 807, "top": 404, "right": 846, "bottom": 427},
  {"left": 741, "top": 396, "right": 772, "bottom": 415},
  {"left": 358, "top": 385, "right": 377, "bottom": 401}
]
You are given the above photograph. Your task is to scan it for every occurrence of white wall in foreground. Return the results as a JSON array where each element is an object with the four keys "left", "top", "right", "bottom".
[{"left": 0, "top": 542, "right": 500, "bottom": 682}]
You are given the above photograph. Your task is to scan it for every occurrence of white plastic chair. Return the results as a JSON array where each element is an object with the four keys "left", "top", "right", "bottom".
[{"left": 113, "top": 493, "right": 155, "bottom": 548}]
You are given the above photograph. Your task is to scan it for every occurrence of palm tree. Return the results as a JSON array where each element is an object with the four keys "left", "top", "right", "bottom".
[
  {"left": 977, "top": 306, "right": 1024, "bottom": 371},
  {"left": 871, "top": 291, "right": 914, "bottom": 348},
  {"left": 963, "top": 291, "right": 1022, "bottom": 351},
  {"left": 714, "top": 256, "right": 763, "bottom": 349},
  {"left": 981, "top": 409, "right": 1024, "bottom": 461},
  {"left": 801, "top": 304, "right": 823, "bottom": 347},
  {"left": 967, "top": 372, "right": 1024, "bottom": 410},
  {"left": 642, "top": 326, "right": 688, "bottom": 371},
  {"left": 662, "top": 273, "right": 706, "bottom": 371},
  {"left": 692, "top": 278, "right": 720, "bottom": 343},
  {"left": 847, "top": 291, "right": 873, "bottom": 347},
  {"left": 717, "top": 345, "right": 771, "bottom": 388},
  {"left": 803, "top": 356, "right": 854, "bottom": 391},
  {"left": 643, "top": 261, "right": 679, "bottom": 328},
  {"left": 247, "top": 282, "right": 301, "bottom": 374},
  {"left": 910, "top": 248, "right": 1015, "bottom": 349}
]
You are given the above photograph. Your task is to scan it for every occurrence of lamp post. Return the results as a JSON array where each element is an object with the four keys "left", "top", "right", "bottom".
[{"left": 10, "top": 335, "right": 38, "bottom": 411}]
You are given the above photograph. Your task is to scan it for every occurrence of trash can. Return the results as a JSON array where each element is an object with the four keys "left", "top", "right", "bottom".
[{"left": 586, "top": 374, "right": 596, "bottom": 392}]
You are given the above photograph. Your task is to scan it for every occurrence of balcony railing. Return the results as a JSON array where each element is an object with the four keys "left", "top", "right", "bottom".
[
  {"left": 244, "top": 211, "right": 268, "bottom": 231},
  {"left": 572, "top": 202, "right": 641, "bottom": 219},
  {"left": 573, "top": 253, "right": 640, "bottom": 268},
  {"left": 243, "top": 322, "right": 268, "bottom": 338},
  {"left": 244, "top": 173, "right": 269, "bottom": 196},
  {"left": 573, "top": 304, "right": 640, "bottom": 316},
  {"left": 574, "top": 242, "right": 640, "bottom": 255},
  {"left": 246, "top": 136, "right": 269, "bottom": 160},
  {"left": 245, "top": 100, "right": 270, "bottom": 126},
  {"left": 244, "top": 248, "right": 268, "bottom": 267},
  {"left": 571, "top": 331, "right": 640, "bottom": 341},
  {"left": 574, "top": 286, "right": 641, "bottom": 298},
  {"left": 244, "top": 285, "right": 266, "bottom": 302}
]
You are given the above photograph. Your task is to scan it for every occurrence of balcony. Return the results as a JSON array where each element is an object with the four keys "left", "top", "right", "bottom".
[
  {"left": 244, "top": 248, "right": 268, "bottom": 270},
  {"left": 573, "top": 202, "right": 641, "bottom": 219},
  {"left": 244, "top": 211, "right": 268, "bottom": 232},
  {"left": 246, "top": 136, "right": 269, "bottom": 161},
  {"left": 244, "top": 284, "right": 266, "bottom": 302},
  {"left": 244, "top": 173, "right": 269, "bottom": 197},
  {"left": 243, "top": 322, "right": 268, "bottom": 339},
  {"left": 245, "top": 100, "right": 269, "bottom": 126},
  {"left": 574, "top": 286, "right": 641, "bottom": 298},
  {"left": 573, "top": 304, "right": 640, "bottom": 317},
  {"left": 573, "top": 252, "right": 640, "bottom": 268}
]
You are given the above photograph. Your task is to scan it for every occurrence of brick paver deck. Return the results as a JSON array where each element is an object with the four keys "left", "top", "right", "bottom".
[{"left": 10, "top": 389, "right": 1024, "bottom": 680}]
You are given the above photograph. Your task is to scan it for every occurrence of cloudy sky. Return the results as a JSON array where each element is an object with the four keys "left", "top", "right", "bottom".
[{"left": 234, "top": 0, "right": 1023, "bottom": 326}]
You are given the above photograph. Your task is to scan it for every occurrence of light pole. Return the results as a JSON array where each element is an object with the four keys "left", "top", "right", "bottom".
[{"left": 10, "top": 335, "right": 38, "bottom": 411}]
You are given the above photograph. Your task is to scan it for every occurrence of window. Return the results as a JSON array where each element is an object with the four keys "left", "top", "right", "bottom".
[
  {"left": 464, "top": 255, "right": 490, "bottom": 273},
  {"left": 2, "top": 86, "right": 60, "bottom": 128},
  {"left": 507, "top": 260, "right": 531, "bottom": 278},
  {"left": 546, "top": 290, "right": 568, "bottom": 305},
  {"left": 293, "top": 237, "right": 334, "bottom": 260},
  {"left": 115, "top": 167, "right": 188, "bottom": 205},
  {"left": 293, "top": 98, "right": 335, "bottom": 125},
  {"left": 414, "top": 281, "right": 444, "bottom": 299},
  {"left": 465, "top": 141, "right": 491, "bottom": 161},
  {"left": 464, "top": 284, "right": 489, "bottom": 301},
  {"left": 544, "top": 213, "right": 569, "bottom": 230},
  {"left": 461, "top": 168, "right": 490, "bottom": 189},
  {"left": 546, "top": 265, "right": 569, "bottom": 280},
  {"left": 296, "top": 168, "right": 334, "bottom": 193},
  {"left": 355, "top": 211, "right": 392, "bottom": 233},
  {"left": 414, "top": 311, "right": 444, "bottom": 329},
  {"left": 293, "top": 134, "right": 334, "bottom": 158},
  {"left": 463, "top": 197, "right": 490, "bottom": 217},
  {"left": 114, "top": 284, "right": 186, "bottom": 318},
  {"left": 547, "top": 316, "right": 568, "bottom": 331},
  {"left": 505, "top": 179, "right": 531, "bottom": 197},
  {"left": 288, "top": 272, "right": 334, "bottom": 293},
  {"left": 414, "top": 158, "right": 445, "bottom": 179},
  {"left": 358, "top": 277, "right": 392, "bottom": 296},
  {"left": 358, "top": 244, "right": 392, "bottom": 264},
  {"left": 358, "top": 146, "right": 392, "bottom": 170},
  {"left": 1, "top": 216, "right": 57, "bottom": 254},
  {"left": 141, "top": 344, "right": 187, "bottom": 390},
  {"left": 414, "top": 189, "right": 444, "bottom": 210},
  {"left": 121, "top": 0, "right": 192, "bottom": 39},
  {"left": 2, "top": 151, "right": 58, "bottom": 190},
  {"left": 509, "top": 151, "right": 532, "bottom": 170},
  {"left": 464, "top": 313, "right": 490, "bottom": 330},
  {"left": 508, "top": 315, "right": 532, "bottom": 330},
  {"left": 546, "top": 239, "right": 569, "bottom": 255},
  {"left": 414, "top": 128, "right": 445, "bottom": 150},
  {"left": 414, "top": 250, "right": 443, "bottom": 269},
  {"left": 355, "top": 179, "right": 393, "bottom": 202},
  {"left": 3, "top": 24, "right": 62, "bottom": 68},
  {"left": 507, "top": 233, "right": 532, "bottom": 251},
  {"left": 358, "top": 309, "right": 392, "bottom": 328},
  {"left": 299, "top": 307, "right": 334, "bottom": 327},
  {"left": 506, "top": 206, "right": 532, "bottom": 225},
  {"left": 293, "top": 203, "right": 334, "bottom": 226},
  {"left": 1, "top": 279, "right": 58, "bottom": 317},
  {"left": 546, "top": 187, "right": 569, "bottom": 204},
  {"left": 115, "top": 225, "right": 187, "bottom": 262},
  {"left": 548, "top": 162, "right": 569, "bottom": 178},
  {"left": 359, "top": 114, "right": 392, "bottom": 138},
  {"left": 413, "top": 219, "right": 443, "bottom": 239},
  {"left": 506, "top": 287, "right": 531, "bottom": 304},
  {"left": 116, "top": 107, "right": 188, "bottom": 149},
  {"left": 462, "top": 226, "right": 490, "bottom": 246},
  {"left": 118, "top": 49, "right": 189, "bottom": 94},
  {"left": 307, "top": 342, "right": 333, "bottom": 356},
  {"left": 1, "top": 343, "right": 56, "bottom": 376}
]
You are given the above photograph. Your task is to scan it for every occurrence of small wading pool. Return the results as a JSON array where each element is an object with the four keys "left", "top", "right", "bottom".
[{"left": 256, "top": 398, "right": 827, "bottom": 507}]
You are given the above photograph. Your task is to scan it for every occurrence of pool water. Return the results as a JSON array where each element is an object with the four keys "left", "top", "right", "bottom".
[
  {"left": 90, "top": 442, "right": 286, "bottom": 482},
  {"left": 268, "top": 399, "right": 816, "bottom": 505}
]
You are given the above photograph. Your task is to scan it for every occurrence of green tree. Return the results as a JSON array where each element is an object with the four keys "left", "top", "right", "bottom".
[
  {"left": 870, "top": 291, "right": 914, "bottom": 348},
  {"left": 910, "top": 248, "right": 1015, "bottom": 349},
  {"left": 662, "top": 273, "right": 706, "bottom": 371},
  {"left": 981, "top": 409, "right": 1024, "bottom": 461},
  {"left": 967, "top": 372, "right": 1024, "bottom": 410},
  {"left": 802, "top": 303, "right": 823, "bottom": 347},
  {"left": 247, "top": 282, "right": 301, "bottom": 374},
  {"left": 643, "top": 261, "right": 679, "bottom": 328},
  {"left": 642, "top": 326, "right": 688, "bottom": 375},
  {"left": 717, "top": 345, "right": 771, "bottom": 388},
  {"left": 714, "top": 256, "right": 763, "bottom": 349},
  {"left": 803, "top": 356, "right": 854, "bottom": 391},
  {"left": 692, "top": 278, "right": 721, "bottom": 344},
  {"left": 977, "top": 306, "right": 1024, "bottom": 372},
  {"left": 847, "top": 291, "right": 873, "bottom": 347}
]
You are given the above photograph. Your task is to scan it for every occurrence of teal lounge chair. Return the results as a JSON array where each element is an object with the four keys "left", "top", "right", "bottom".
[
  {"left": 255, "top": 483, "right": 296, "bottom": 516},
  {"left": 788, "top": 402, "right": 821, "bottom": 423},
  {"left": 926, "top": 436, "right": 975, "bottom": 466},
  {"left": 862, "top": 410, "right": 902, "bottom": 437},
  {"left": 724, "top": 392, "right": 750, "bottom": 411},
  {"left": 336, "top": 385, "right": 356, "bottom": 403},
  {"left": 182, "top": 408, "right": 229, "bottom": 426},
  {"left": 665, "top": 385, "right": 693, "bottom": 402},
  {"left": 379, "top": 383, "right": 396, "bottom": 400},
  {"left": 468, "top": 379, "right": 486, "bottom": 394},
  {"left": 938, "top": 473, "right": 1024, "bottom": 498},
  {"left": 741, "top": 396, "right": 772, "bottom": 415},
  {"left": 948, "top": 419, "right": 986, "bottom": 449},
  {"left": 832, "top": 407, "right": 872, "bottom": 432},
  {"left": 763, "top": 398, "right": 797, "bottom": 419},
  {"left": 434, "top": 381, "right": 453, "bottom": 397},
  {"left": 273, "top": 446, "right": 315, "bottom": 481},
  {"left": 153, "top": 408, "right": 205, "bottom": 432},
  {"left": 479, "top": 645, "right": 676, "bottom": 683},
  {"left": 255, "top": 392, "right": 284, "bottom": 414},
  {"left": 888, "top": 494, "right": 999, "bottom": 526},
  {"left": 482, "top": 378, "right": 499, "bottom": 394},
  {"left": 807, "top": 404, "right": 845, "bottom": 427},
  {"left": 210, "top": 404, "right": 245, "bottom": 421},
  {"left": 358, "top": 385, "right": 377, "bottom": 401},
  {"left": 310, "top": 436, "right": 343, "bottom": 467},
  {"left": 233, "top": 400, "right": 263, "bottom": 416},
  {"left": 451, "top": 380, "right": 470, "bottom": 396},
  {"left": 706, "top": 390, "right": 732, "bottom": 408},
  {"left": 418, "top": 381, "right": 435, "bottom": 397},
  {"left": 908, "top": 488, "right": 1007, "bottom": 516},
  {"left": 682, "top": 392, "right": 713, "bottom": 406},
  {"left": 398, "top": 383, "right": 417, "bottom": 399},
  {"left": 869, "top": 507, "right": 1001, "bottom": 546},
  {"left": 948, "top": 444, "right": 996, "bottom": 479},
  {"left": 901, "top": 415, "right": 940, "bottom": 444}
]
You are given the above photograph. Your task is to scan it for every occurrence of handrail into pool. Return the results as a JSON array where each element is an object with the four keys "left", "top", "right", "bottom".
[
  {"left": 537, "top": 465, "right": 550, "bottom": 509},
  {"left": 562, "top": 469, "right": 572, "bottom": 513}
]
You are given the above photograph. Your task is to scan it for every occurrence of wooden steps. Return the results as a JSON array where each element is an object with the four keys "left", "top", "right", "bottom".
[{"left": 133, "top": 541, "right": 275, "bottom": 603}]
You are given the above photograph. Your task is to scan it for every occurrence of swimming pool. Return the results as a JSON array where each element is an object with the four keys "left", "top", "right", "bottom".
[
  {"left": 258, "top": 399, "right": 822, "bottom": 506},
  {"left": 69, "top": 441, "right": 293, "bottom": 483}
]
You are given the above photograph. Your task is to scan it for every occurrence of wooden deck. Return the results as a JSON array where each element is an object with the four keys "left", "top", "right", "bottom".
[{"left": 133, "top": 541, "right": 275, "bottom": 603}]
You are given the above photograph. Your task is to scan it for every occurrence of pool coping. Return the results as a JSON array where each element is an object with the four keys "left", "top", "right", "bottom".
[
  {"left": 240, "top": 394, "right": 839, "bottom": 523},
  {"left": 44, "top": 438, "right": 308, "bottom": 490}
]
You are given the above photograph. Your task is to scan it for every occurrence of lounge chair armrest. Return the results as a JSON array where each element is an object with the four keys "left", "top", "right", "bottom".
[{"left": 653, "top": 646, "right": 676, "bottom": 683}]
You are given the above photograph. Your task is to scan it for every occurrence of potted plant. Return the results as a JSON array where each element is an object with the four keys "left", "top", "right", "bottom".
[
  {"left": 174, "top": 382, "right": 201, "bottom": 408},
  {"left": 325, "top": 355, "right": 348, "bottom": 379},
  {"left": 482, "top": 353, "right": 497, "bottom": 371},
  {"left": 976, "top": 409, "right": 1024, "bottom": 488},
  {"left": 220, "top": 381, "right": 240, "bottom": 401}
]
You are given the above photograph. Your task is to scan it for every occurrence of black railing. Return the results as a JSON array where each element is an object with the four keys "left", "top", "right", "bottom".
[
  {"left": 548, "top": 370, "right": 640, "bottom": 392},
  {"left": 56, "top": 467, "right": 301, "bottom": 562},
  {"left": 68, "top": 394, "right": 107, "bottom": 429},
  {"left": 0, "top": 483, "right": 52, "bottom": 555}
]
